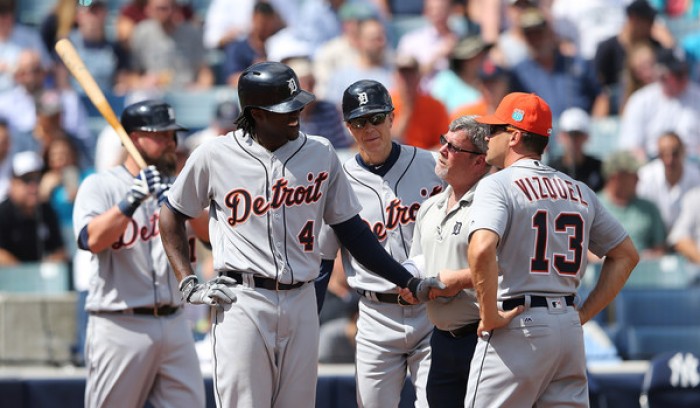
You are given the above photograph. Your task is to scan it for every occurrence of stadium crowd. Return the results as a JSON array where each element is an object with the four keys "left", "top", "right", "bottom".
[{"left": 1, "top": 0, "right": 700, "bottom": 369}]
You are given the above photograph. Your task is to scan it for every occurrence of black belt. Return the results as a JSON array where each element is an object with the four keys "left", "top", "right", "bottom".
[
  {"left": 438, "top": 321, "right": 480, "bottom": 339},
  {"left": 222, "top": 271, "right": 307, "bottom": 291},
  {"left": 357, "top": 289, "right": 411, "bottom": 306},
  {"left": 91, "top": 305, "right": 180, "bottom": 317},
  {"left": 502, "top": 295, "right": 575, "bottom": 311}
]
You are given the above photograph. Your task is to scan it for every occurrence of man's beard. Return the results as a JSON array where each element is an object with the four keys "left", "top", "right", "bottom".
[{"left": 145, "top": 151, "right": 177, "bottom": 177}]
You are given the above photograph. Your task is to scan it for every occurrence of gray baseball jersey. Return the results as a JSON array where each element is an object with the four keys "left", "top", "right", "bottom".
[
  {"left": 320, "top": 144, "right": 444, "bottom": 408},
  {"left": 73, "top": 166, "right": 204, "bottom": 408},
  {"left": 410, "top": 184, "right": 480, "bottom": 331},
  {"left": 465, "top": 159, "right": 628, "bottom": 408},
  {"left": 167, "top": 129, "right": 361, "bottom": 407}
]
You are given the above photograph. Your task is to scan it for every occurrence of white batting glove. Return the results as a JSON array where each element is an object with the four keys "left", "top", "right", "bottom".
[
  {"left": 179, "top": 275, "right": 238, "bottom": 306},
  {"left": 155, "top": 176, "right": 174, "bottom": 206},
  {"left": 407, "top": 277, "right": 446, "bottom": 303},
  {"left": 118, "top": 165, "right": 161, "bottom": 217}
]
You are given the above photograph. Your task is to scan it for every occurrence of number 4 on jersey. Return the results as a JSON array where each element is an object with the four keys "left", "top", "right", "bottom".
[{"left": 298, "top": 220, "right": 315, "bottom": 251}]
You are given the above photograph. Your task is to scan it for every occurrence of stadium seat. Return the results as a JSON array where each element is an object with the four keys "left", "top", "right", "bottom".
[
  {"left": 639, "top": 351, "right": 700, "bottom": 408},
  {"left": 16, "top": 0, "right": 54, "bottom": 26},
  {"left": 586, "top": 116, "right": 621, "bottom": 160},
  {"left": 0, "top": 262, "right": 70, "bottom": 294},
  {"left": 611, "top": 287, "right": 700, "bottom": 360}
]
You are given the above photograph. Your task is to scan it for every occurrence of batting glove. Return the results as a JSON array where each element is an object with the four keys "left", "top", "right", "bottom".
[
  {"left": 407, "top": 277, "right": 446, "bottom": 303},
  {"left": 179, "top": 275, "right": 238, "bottom": 306},
  {"left": 155, "top": 176, "right": 175, "bottom": 206},
  {"left": 118, "top": 165, "right": 161, "bottom": 217}
]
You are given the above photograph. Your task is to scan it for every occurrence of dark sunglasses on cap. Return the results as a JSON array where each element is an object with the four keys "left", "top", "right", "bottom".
[
  {"left": 348, "top": 113, "right": 389, "bottom": 130},
  {"left": 439, "top": 135, "right": 483, "bottom": 155}
]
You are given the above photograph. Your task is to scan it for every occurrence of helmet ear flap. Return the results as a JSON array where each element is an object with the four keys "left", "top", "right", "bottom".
[{"left": 342, "top": 80, "right": 394, "bottom": 121}]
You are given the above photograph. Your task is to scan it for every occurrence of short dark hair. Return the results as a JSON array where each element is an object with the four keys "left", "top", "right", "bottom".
[
  {"left": 521, "top": 131, "right": 549, "bottom": 155},
  {"left": 0, "top": 0, "right": 15, "bottom": 14}
]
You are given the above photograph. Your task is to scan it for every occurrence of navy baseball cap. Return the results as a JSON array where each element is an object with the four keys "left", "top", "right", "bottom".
[{"left": 121, "top": 100, "right": 188, "bottom": 134}]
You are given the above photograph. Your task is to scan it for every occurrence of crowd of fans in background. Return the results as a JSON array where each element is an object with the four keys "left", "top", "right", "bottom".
[{"left": 2, "top": 0, "right": 700, "bottom": 365}]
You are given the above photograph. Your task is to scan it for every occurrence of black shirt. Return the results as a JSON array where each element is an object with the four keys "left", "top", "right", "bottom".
[
  {"left": 549, "top": 154, "right": 604, "bottom": 192},
  {"left": 0, "top": 199, "right": 64, "bottom": 262}
]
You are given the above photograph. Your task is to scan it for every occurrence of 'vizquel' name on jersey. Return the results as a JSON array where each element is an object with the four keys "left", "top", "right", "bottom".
[
  {"left": 514, "top": 176, "right": 589, "bottom": 206},
  {"left": 225, "top": 172, "right": 329, "bottom": 226}
]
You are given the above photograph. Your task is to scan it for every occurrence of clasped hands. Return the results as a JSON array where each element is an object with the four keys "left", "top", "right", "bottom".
[{"left": 398, "top": 268, "right": 468, "bottom": 305}]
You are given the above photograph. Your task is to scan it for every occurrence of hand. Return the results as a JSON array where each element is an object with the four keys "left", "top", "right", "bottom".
[
  {"left": 429, "top": 269, "right": 467, "bottom": 299},
  {"left": 179, "top": 275, "right": 238, "bottom": 306},
  {"left": 477, "top": 306, "right": 524, "bottom": 337},
  {"left": 398, "top": 287, "right": 418, "bottom": 305},
  {"left": 407, "top": 277, "right": 446, "bottom": 303},
  {"left": 155, "top": 176, "right": 174, "bottom": 206},
  {"left": 118, "top": 166, "right": 161, "bottom": 216}
]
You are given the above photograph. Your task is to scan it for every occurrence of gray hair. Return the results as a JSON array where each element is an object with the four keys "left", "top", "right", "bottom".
[{"left": 449, "top": 115, "right": 489, "bottom": 154}]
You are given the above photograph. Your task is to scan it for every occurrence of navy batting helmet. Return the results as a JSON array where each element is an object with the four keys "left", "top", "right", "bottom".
[
  {"left": 342, "top": 80, "right": 394, "bottom": 121},
  {"left": 121, "top": 100, "right": 187, "bottom": 134},
  {"left": 236, "top": 61, "right": 314, "bottom": 117}
]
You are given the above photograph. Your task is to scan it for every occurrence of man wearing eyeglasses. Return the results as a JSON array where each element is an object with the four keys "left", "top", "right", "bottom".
[
  {"left": 318, "top": 79, "right": 445, "bottom": 408},
  {"left": 441, "top": 92, "right": 638, "bottom": 407},
  {"left": 406, "top": 115, "right": 492, "bottom": 407}
]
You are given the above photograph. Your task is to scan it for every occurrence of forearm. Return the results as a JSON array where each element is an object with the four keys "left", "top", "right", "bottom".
[
  {"left": 331, "top": 215, "right": 413, "bottom": 287},
  {"left": 468, "top": 230, "right": 500, "bottom": 325},
  {"left": 579, "top": 237, "right": 638, "bottom": 324},
  {"left": 674, "top": 238, "right": 700, "bottom": 264},
  {"left": 159, "top": 204, "right": 196, "bottom": 281},
  {"left": 0, "top": 248, "right": 20, "bottom": 266},
  {"left": 85, "top": 207, "right": 133, "bottom": 253}
]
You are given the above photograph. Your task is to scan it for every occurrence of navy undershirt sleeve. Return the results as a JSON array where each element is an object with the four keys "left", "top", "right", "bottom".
[{"left": 331, "top": 215, "right": 413, "bottom": 287}]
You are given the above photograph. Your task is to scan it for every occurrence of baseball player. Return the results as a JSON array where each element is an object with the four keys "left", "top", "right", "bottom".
[
  {"left": 406, "top": 115, "right": 491, "bottom": 408},
  {"left": 158, "top": 62, "right": 440, "bottom": 408},
  {"left": 72, "top": 100, "right": 209, "bottom": 408},
  {"left": 318, "top": 79, "right": 444, "bottom": 408},
  {"left": 453, "top": 92, "right": 639, "bottom": 407}
]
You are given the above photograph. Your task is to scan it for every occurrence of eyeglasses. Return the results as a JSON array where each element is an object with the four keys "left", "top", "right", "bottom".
[
  {"left": 18, "top": 173, "right": 42, "bottom": 184},
  {"left": 488, "top": 125, "right": 519, "bottom": 137},
  {"left": 348, "top": 113, "right": 389, "bottom": 129},
  {"left": 439, "top": 135, "right": 483, "bottom": 155}
]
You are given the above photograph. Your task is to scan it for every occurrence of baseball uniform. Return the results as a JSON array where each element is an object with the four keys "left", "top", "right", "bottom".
[
  {"left": 465, "top": 159, "right": 628, "bottom": 407},
  {"left": 166, "top": 129, "right": 361, "bottom": 408},
  {"left": 321, "top": 143, "right": 444, "bottom": 408},
  {"left": 73, "top": 166, "right": 204, "bottom": 408}
]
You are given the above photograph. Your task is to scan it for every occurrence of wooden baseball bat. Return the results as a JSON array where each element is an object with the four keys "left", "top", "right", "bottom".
[{"left": 54, "top": 38, "right": 148, "bottom": 169}]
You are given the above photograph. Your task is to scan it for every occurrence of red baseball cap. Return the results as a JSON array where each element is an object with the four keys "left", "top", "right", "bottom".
[{"left": 476, "top": 92, "right": 553, "bottom": 137}]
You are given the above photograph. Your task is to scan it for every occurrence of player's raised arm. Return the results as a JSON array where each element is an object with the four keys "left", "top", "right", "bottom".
[{"left": 159, "top": 202, "right": 194, "bottom": 282}]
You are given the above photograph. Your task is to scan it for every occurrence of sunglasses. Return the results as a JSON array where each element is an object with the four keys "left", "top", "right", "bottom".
[
  {"left": 348, "top": 113, "right": 389, "bottom": 129},
  {"left": 18, "top": 173, "right": 42, "bottom": 184},
  {"left": 439, "top": 135, "right": 483, "bottom": 155}
]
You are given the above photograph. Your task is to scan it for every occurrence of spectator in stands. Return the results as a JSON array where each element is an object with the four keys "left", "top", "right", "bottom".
[
  {"left": 185, "top": 100, "right": 239, "bottom": 152},
  {"left": 318, "top": 299, "right": 358, "bottom": 364},
  {"left": 449, "top": 57, "right": 511, "bottom": 120},
  {"left": 618, "top": 41, "right": 658, "bottom": 114},
  {"left": 39, "top": 0, "right": 78, "bottom": 60},
  {"left": 222, "top": 1, "right": 283, "bottom": 87},
  {"left": 637, "top": 132, "right": 700, "bottom": 231},
  {"left": 129, "top": 0, "right": 212, "bottom": 91},
  {"left": 598, "top": 150, "right": 667, "bottom": 257},
  {"left": 39, "top": 136, "right": 86, "bottom": 242},
  {"left": 374, "top": 0, "right": 424, "bottom": 18},
  {"left": 0, "top": 0, "right": 52, "bottom": 92},
  {"left": 0, "top": 119, "right": 10, "bottom": 201},
  {"left": 668, "top": 186, "right": 700, "bottom": 265},
  {"left": 550, "top": 0, "right": 628, "bottom": 62},
  {"left": 548, "top": 107, "right": 604, "bottom": 192},
  {"left": 324, "top": 17, "right": 393, "bottom": 105},
  {"left": 0, "top": 50, "right": 93, "bottom": 165},
  {"left": 396, "top": 0, "right": 460, "bottom": 87},
  {"left": 203, "top": 0, "right": 255, "bottom": 49},
  {"left": 0, "top": 151, "right": 66, "bottom": 265},
  {"left": 282, "top": 56, "right": 352, "bottom": 150},
  {"left": 116, "top": 0, "right": 194, "bottom": 48},
  {"left": 430, "top": 35, "right": 490, "bottom": 114},
  {"left": 61, "top": 1, "right": 131, "bottom": 95},
  {"left": 486, "top": 0, "right": 540, "bottom": 69},
  {"left": 592, "top": 0, "right": 664, "bottom": 117},
  {"left": 510, "top": 7, "right": 600, "bottom": 117},
  {"left": 313, "top": 2, "right": 377, "bottom": 100},
  {"left": 619, "top": 47, "right": 700, "bottom": 161},
  {"left": 31, "top": 90, "right": 78, "bottom": 157},
  {"left": 294, "top": 0, "right": 377, "bottom": 53},
  {"left": 389, "top": 53, "right": 449, "bottom": 149}
]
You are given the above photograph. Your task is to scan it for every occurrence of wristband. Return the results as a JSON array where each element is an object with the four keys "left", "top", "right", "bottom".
[{"left": 117, "top": 196, "right": 141, "bottom": 217}]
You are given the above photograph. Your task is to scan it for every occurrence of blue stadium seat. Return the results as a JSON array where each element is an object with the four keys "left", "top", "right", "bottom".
[
  {"left": 611, "top": 287, "right": 700, "bottom": 359},
  {"left": 0, "top": 262, "right": 70, "bottom": 293},
  {"left": 586, "top": 116, "right": 621, "bottom": 160},
  {"left": 640, "top": 351, "right": 700, "bottom": 408},
  {"left": 16, "top": 0, "right": 54, "bottom": 26}
]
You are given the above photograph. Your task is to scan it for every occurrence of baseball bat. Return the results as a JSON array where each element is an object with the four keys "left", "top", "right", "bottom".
[{"left": 54, "top": 38, "right": 148, "bottom": 169}]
